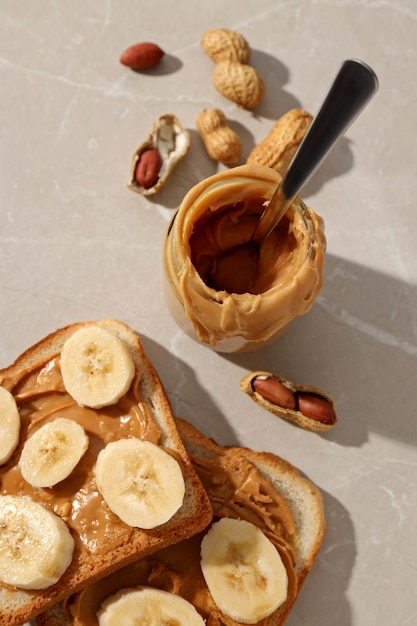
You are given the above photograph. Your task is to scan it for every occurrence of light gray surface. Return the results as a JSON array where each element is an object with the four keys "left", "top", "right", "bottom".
[{"left": 1, "top": 1, "right": 416, "bottom": 625}]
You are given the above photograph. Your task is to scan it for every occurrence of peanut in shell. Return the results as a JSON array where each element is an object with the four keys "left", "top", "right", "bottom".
[
  {"left": 196, "top": 108, "right": 242, "bottom": 165},
  {"left": 201, "top": 28, "right": 251, "bottom": 64},
  {"left": 247, "top": 108, "right": 313, "bottom": 174},
  {"left": 213, "top": 61, "right": 265, "bottom": 108},
  {"left": 128, "top": 114, "right": 190, "bottom": 196},
  {"left": 240, "top": 370, "right": 337, "bottom": 432}
]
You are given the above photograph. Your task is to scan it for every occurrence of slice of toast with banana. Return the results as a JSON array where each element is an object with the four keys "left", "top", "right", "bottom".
[{"left": 0, "top": 320, "right": 212, "bottom": 626}]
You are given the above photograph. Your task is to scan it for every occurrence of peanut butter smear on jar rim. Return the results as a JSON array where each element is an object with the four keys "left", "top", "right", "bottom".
[{"left": 163, "top": 164, "right": 326, "bottom": 353}]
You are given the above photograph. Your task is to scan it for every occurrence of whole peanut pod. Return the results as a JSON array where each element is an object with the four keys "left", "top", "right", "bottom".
[
  {"left": 213, "top": 60, "right": 265, "bottom": 108},
  {"left": 196, "top": 109, "right": 242, "bottom": 165},
  {"left": 247, "top": 108, "right": 313, "bottom": 174},
  {"left": 201, "top": 28, "right": 251, "bottom": 64}
]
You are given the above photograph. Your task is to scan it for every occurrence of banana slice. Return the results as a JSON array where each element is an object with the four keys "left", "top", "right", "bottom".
[
  {"left": 94, "top": 438, "right": 185, "bottom": 529},
  {"left": 98, "top": 587, "right": 205, "bottom": 626},
  {"left": 0, "top": 494, "right": 74, "bottom": 590},
  {"left": 60, "top": 326, "right": 136, "bottom": 408},
  {"left": 19, "top": 417, "right": 89, "bottom": 488},
  {"left": 0, "top": 386, "right": 20, "bottom": 465},
  {"left": 200, "top": 517, "right": 288, "bottom": 624}
]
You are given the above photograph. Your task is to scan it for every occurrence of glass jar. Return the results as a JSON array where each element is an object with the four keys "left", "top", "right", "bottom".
[{"left": 163, "top": 164, "right": 326, "bottom": 353}]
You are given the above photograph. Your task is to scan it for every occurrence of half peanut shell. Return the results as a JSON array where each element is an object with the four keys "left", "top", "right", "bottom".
[
  {"left": 128, "top": 114, "right": 190, "bottom": 196},
  {"left": 240, "top": 370, "right": 337, "bottom": 432}
]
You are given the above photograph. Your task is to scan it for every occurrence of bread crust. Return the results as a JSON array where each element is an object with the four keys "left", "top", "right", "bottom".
[{"left": 0, "top": 320, "right": 212, "bottom": 626}]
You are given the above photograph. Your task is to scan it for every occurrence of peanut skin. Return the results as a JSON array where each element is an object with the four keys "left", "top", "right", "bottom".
[
  {"left": 296, "top": 392, "right": 336, "bottom": 425},
  {"left": 252, "top": 377, "right": 296, "bottom": 410},
  {"left": 135, "top": 149, "right": 163, "bottom": 189},
  {"left": 120, "top": 42, "right": 164, "bottom": 70}
]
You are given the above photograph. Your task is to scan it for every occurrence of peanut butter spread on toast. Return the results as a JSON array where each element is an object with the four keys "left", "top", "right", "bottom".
[
  {"left": 0, "top": 355, "right": 161, "bottom": 555},
  {"left": 64, "top": 440, "right": 298, "bottom": 625}
]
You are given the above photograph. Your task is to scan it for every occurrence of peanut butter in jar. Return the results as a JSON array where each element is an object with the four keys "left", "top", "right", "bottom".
[{"left": 163, "top": 164, "right": 326, "bottom": 353}]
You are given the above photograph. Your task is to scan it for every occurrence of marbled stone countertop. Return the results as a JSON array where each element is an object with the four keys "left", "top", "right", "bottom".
[{"left": 1, "top": 1, "right": 416, "bottom": 625}]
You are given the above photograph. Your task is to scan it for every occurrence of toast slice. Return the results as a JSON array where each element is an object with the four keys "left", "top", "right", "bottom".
[
  {"left": 177, "top": 418, "right": 326, "bottom": 596},
  {"left": 36, "top": 417, "right": 326, "bottom": 626},
  {"left": 0, "top": 320, "right": 212, "bottom": 626}
]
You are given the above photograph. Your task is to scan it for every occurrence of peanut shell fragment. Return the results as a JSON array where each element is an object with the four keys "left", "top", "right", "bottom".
[{"left": 240, "top": 371, "right": 337, "bottom": 432}]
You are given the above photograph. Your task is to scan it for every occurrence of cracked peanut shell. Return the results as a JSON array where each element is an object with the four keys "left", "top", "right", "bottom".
[
  {"left": 240, "top": 370, "right": 337, "bottom": 432},
  {"left": 128, "top": 114, "right": 190, "bottom": 196}
]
